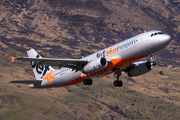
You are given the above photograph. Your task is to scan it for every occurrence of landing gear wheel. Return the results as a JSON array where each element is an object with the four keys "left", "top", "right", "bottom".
[
  {"left": 83, "top": 79, "right": 93, "bottom": 85},
  {"left": 152, "top": 61, "right": 156, "bottom": 66},
  {"left": 88, "top": 79, "right": 93, "bottom": 85},
  {"left": 113, "top": 80, "right": 123, "bottom": 87},
  {"left": 83, "top": 79, "right": 88, "bottom": 85},
  {"left": 114, "top": 80, "right": 118, "bottom": 87},
  {"left": 118, "top": 81, "right": 123, "bottom": 87}
]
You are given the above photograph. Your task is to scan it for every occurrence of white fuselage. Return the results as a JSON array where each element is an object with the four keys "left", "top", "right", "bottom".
[{"left": 33, "top": 30, "right": 171, "bottom": 88}]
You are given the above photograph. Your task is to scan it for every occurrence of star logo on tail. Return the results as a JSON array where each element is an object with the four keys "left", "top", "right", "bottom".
[{"left": 43, "top": 70, "right": 55, "bottom": 85}]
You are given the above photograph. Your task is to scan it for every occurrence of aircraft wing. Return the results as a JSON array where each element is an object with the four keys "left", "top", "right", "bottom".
[
  {"left": 121, "top": 63, "right": 135, "bottom": 72},
  {"left": 11, "top": 57, "right": 88, "bottom": 70},
  {"left": 9, "top": 80, "right": 42, "bottom": 84}
]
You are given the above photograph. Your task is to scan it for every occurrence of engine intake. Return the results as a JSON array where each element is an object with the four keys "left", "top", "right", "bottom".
[
  {"left": 127, "top": 61, "right": 152, "bottom": 77},
  {"left": 82, "top": 57, "right": 108, "bottom": 74}
]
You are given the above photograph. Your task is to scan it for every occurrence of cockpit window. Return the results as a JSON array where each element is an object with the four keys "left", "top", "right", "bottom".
[
  {"left": 158, "top": 32, "right": 163, "bottom": 34},
  {"left": 150, "top": 32, "right": 164, "bottom": 37}
]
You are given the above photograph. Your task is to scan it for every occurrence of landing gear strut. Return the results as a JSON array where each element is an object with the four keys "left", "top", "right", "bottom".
[
  {"left": 83, "top": 74, "right": 93, "bottom": 85},
  {"left": 113, "top": 71, "right": 123, "bottom": 87},
  {"left": 149, "top": 54, "right": 156, "bottom": 66}
]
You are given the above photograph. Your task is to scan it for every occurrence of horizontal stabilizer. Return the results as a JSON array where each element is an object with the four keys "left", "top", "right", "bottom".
[{"left": 9, "top": 80, "right": 42, "bottom": 84}]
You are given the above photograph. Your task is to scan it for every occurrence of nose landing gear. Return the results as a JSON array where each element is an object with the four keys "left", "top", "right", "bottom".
[{"left": 149, "top": 54, "right": 156, "bottom": 66}]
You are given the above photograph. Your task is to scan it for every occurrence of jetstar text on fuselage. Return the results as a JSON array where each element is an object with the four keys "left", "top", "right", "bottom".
[{"left": 96, "top": 39, "right": 137, "bottom": 58}]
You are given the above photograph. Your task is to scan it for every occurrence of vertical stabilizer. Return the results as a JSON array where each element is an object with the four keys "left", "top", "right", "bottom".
[{"left": 27, "top": 49, "right": 54, "bottom": 80}]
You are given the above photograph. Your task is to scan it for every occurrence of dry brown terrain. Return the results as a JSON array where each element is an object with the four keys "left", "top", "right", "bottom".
[{"left": 0, "top": 0, "right": 180, "bottom": 119}]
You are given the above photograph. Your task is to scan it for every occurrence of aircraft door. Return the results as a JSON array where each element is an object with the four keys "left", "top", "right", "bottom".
[{"left": 139, "top": 33, "right": 145, "bottom": 46}]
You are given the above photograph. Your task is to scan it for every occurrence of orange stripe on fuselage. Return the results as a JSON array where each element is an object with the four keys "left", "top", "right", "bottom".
[{"left": 60, "top": 55, "right": 147, "bottom": 87}]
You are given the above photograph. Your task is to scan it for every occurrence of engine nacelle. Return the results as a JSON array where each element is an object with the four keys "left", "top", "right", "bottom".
[
  {"left": 127, "top": 61, "right": 152, "bottom": 77},
  {"left": 82, "top": 57, "right": 108, "bottom": 74}
]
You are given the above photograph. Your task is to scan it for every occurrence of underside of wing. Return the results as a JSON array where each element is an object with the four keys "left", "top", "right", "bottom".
[
  {"left": 121, "top": 63, "right": 135, "bottom": 72},
  {"left": 9, "top": 80, "right": 42, "bottom": 84}
]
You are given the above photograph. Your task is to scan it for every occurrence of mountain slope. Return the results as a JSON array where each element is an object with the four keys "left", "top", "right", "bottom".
[
  {"left": 1, "top": 0, "right": 180, "bottom": 119},
  {"left": 1, "top": 0, "right": 180, "bottom": 63}
]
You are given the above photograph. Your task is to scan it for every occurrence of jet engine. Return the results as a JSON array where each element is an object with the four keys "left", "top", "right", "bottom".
[
  {"left": 127, "top": 61, "right": 153, "bottom": 77},
  {"left": 82, "top": 57, "right": 108, "bottom": 74}
]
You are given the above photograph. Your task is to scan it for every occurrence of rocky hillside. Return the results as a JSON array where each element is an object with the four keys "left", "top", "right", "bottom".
[
  {"left": 0, "top": 0, "right": 180, "bottom": 64},
  {"left": 1, "top": 0, "right": 180, "bottom": 119}
]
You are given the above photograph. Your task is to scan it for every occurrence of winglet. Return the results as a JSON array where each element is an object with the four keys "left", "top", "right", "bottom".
[{"left": 11, "top": 57, "right": 15, "bottom": 62}]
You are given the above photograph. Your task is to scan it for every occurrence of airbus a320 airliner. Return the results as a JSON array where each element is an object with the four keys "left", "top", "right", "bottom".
[{"left": 10, "top": 30, "right": 172, "bottom": 88}]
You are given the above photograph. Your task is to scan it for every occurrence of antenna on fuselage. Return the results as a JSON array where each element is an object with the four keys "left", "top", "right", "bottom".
[{"left": 144, "top": 30, "right": 147, "bottom": 32}]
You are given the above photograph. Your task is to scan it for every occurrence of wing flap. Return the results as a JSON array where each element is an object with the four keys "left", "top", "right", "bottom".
[{"left": 9, "top": 80, "right": 42, "bottom": 84}]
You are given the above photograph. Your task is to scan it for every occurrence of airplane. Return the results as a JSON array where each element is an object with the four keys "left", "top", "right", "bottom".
[{"left": 9, "top": 30, "right": 172, "bottom": 88}]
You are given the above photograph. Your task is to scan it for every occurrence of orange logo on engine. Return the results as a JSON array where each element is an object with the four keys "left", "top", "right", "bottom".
[{"left": 43, "top": 70, "right": 55, "bottom": 86}]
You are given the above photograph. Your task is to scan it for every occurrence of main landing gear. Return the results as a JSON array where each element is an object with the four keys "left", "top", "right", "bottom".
[
  {"left": 83, "top": 74, "right": 93, "bottom": 85},
  {"left": 113, "top": 71, "right": 123, "bottom": 87}
]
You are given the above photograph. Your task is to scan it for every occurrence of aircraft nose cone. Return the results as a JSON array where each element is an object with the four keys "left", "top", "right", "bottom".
[{"left": 162, "top": 34, "right": 172, "bottom": 43}]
